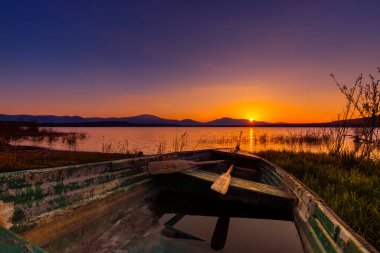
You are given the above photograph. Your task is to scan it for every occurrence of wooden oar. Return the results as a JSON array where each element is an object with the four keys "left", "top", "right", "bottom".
[
  {"left": 211, "top": 216, "right": 230, "bottom": 250},
  {"left": 211, "top": 131, "right": 242, "bottom": 194},
  {"left": 147, "top": 159, "right": 225, "bottom": 175},
  {"left": 210, "top": 164, "right": 235, "bottom": 194}
]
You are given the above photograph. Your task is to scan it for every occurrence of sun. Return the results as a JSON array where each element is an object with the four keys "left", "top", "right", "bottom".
[{"left": 249, "top": 118, "right": 254, "bottom": 122}]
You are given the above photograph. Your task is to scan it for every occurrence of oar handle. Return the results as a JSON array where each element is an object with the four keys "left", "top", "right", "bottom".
[
  {"left": 226, "top": 164, "right": 235, "bottom": 176},
  {"left": 195, "top": 160, "right": 225, "bottom": 166}
]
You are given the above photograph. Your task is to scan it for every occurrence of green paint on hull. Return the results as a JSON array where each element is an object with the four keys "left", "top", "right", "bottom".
[
  {"left": 314, "top": 206, "right": 336, "bottom": 238},
  {"left": 0, "top": 226, "right": 46, "bottom": 253},
  {"left": 309, "top": 216, "right": 338, "bottom": 253}
]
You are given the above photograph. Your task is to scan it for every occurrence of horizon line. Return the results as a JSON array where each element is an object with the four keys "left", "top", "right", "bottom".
[{"left": 0, "top": 112, "right": 332, "bottom": 125}]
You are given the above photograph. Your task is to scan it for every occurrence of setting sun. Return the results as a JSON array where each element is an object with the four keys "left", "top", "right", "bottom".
[{"left": 249, "top": 118, "right": 254, "bottom": 122}]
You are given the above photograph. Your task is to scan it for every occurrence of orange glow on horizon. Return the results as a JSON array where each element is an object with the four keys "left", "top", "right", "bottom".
[{"left": 1, "top": 78, "right": 345, "bottom": 123}]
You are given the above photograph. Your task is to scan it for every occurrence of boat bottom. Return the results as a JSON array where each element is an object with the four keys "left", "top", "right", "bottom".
[{"left": 35, "top": 186, "right": 303, "bottom": 253}]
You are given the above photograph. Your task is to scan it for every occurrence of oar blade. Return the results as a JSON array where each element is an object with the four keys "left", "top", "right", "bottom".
[
  {"left": 148, "top": 160, "right": 193, "bottom": 175},
  {"left": 210, "top": 173, "right": 231, "bottom": 195}
]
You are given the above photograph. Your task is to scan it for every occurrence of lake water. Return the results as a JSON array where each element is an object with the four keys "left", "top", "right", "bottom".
[
  {"left": 152, "top": 214, "right": 303, "bottom": 253},
  {"left": 21, "top": 127, "right": 331, "bottom": 155}
]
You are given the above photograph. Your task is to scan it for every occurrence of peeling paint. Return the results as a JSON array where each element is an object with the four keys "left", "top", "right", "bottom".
[
  {"left": 0, "top": 155, "right": 160, "bottom": 237},
  {"left": 0, "top": 200, "right": 14, "bottom": 229}
]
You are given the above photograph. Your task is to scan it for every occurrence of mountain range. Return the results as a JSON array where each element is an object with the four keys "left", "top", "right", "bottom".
[
  {"left": 0, "top": 114, "right": 258, "bottom": 126},
  {"left": 0, "top": 113, "right": 351, "bottom": 127}
]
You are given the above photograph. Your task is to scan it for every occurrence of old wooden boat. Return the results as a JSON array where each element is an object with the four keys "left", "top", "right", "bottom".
[{"left": 0, "top": 149, "right": 377, "bottom": 252}]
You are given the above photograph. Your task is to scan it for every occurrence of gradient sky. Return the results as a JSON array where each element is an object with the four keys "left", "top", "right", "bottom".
[{"left": 1, "top": 0, "right": 380, "bottom": 123}]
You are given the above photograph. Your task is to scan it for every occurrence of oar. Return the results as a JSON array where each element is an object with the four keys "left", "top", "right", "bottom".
[
  {"left": 147, "top": 159, "right": 225, "bottom": 175},
  {"left": 211, "top": 216, "right": 230, "bottom": 250},
  {"left": 210, "top": 164, "right": 235, "bottom": 194},
  {"left": 211, "top": 131, "right": 242, "bottom": 194}
]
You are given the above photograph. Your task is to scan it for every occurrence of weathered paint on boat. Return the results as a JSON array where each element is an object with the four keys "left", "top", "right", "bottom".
[
  {"left": 0, "top": 149, "right": 378, "bottom": 252},
  {"left": 0, "top": 153, "right": 177, "bottom": 251},
  {"left": 0, "top": 226, "right": 46, "bottom": 253}
]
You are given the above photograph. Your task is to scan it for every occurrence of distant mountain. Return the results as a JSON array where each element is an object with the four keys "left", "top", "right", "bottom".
[
  {"left": 114, "top": 114, "right": 182, "bottom": 125},
  {"left": 180, "top": 119, "right": 203, "bottom": 125},
  {"left": 0, "top": 114, "right": 182, "bottom": 125},
  {"left": 0, "top": 114, "right": 88, "bottom": 123},
  {"left": 1, "top": 114, "right": 258, "bottom": 126},
  {"left": 205, "top": 117, "right": 248, "bottom": 126},
  {"left": 3, "top": 113, "right": 368, "bottom": 127},
  {"left": 204, "top": 117, "right": 279, "bottom": 126}
]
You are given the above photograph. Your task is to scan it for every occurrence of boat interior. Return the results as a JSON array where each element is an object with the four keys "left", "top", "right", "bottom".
[{"left": 40, "top": 149, "right": 302, "bottom": 252}]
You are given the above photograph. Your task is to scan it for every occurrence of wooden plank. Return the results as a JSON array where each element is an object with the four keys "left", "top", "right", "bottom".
[{"left": 182, "top": 169, "right": 293, "bottom": 200}]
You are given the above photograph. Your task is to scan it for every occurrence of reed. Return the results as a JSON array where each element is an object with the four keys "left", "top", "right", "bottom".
[
  {"left": 172, "top": 132, "right": 188, "bottom": 152},
  {"left": 117, "top": 139, "right": 130, "bottom": 154},
  {"left": 101, "top": 136, "right": 113, "bottom": 153},
  {"left": 255, "top": 150, "right": 380, "bottom": 250},
  {"left": 156, "top": 138, "right": 167, "bottom": 154}
]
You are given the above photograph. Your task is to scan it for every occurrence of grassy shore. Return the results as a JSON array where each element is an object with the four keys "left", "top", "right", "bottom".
[
  {"left": 255, "top": 150, "right": 380, "bottom": 250},
  {"left": 0, "top": 144, "right": 140, "bottom": 172}
]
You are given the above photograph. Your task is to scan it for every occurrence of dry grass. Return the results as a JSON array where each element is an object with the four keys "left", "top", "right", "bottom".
[
  {"left": 172, "top": 132, "right": 188, "bottom": 152},
  {"left": 0, "top": 144, "right": 139, "bottom": 172},
  {"left": 156, "top": 138, "right": 167, "bottom": 154}
]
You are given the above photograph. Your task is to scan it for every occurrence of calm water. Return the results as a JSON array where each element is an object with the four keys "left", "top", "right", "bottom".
[
  {"left": 22, "top": 127, "right": 329, "bottom": 155},
  {"left": 44, "top": 188, "right": 304, "bottom": 253},
  {"left": 153, "top": 214, "right": 303, "bottom": 253},
  {"left": 123, "top": 190, "right": 304, "bottom": 253}
]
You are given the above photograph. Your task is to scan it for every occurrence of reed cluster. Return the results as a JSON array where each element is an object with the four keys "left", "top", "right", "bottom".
[
  {"left": 100, "top": 137, "right": 142, "bottom": 156},
  {"left": 0, "top": 122, "right": 89, "bottom": 168},
  {"left": 0, "top": 122, "right": 87, "bottom": 147},
  {"left": 198, "top": 131, "right": 328, "bottom": 146}
]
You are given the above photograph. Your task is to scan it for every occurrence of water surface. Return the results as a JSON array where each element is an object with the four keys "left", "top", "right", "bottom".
[{"left": 21, "top": 127, "right": 330, "bottom": 154}]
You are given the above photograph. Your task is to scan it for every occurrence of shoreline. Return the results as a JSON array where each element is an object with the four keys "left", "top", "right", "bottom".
[{"left": 0, "top": 144, "right": 142, "bottom": 172}]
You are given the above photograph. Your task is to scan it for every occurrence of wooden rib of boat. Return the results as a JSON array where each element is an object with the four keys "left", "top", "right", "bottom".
[{"left": 0, "top": 148, "right": 377, "bottom": 253}]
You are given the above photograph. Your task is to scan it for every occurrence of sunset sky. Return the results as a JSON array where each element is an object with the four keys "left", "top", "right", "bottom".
[{"left": 1, "top": 0, "right": 380, "bottom": 123}]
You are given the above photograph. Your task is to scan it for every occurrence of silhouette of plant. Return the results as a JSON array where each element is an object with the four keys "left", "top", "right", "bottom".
[
  {"left": 331, "top": 67, "right": 380, "bottom": 164},
  {"left": 172, "top": 132, "right": 188, "bottom": 152},
  {"left": 101, "top": 136, "right": 113, "bottom": 153},
  {"left": 156, "top": 137, "right": 167, "bottom": 154}
]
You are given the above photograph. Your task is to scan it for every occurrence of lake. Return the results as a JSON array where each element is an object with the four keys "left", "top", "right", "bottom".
[{"left": 20, "top": 127, "right": 331, "bottom": 155}]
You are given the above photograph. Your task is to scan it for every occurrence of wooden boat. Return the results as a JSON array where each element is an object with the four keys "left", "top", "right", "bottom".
[{"left": 0, "top": 149, "right": 377, "bottom": 252}]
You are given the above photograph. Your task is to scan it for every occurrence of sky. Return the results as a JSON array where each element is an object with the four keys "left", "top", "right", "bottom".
[{"left": 1, "top": 0, "right": 380, "bottom": 123}]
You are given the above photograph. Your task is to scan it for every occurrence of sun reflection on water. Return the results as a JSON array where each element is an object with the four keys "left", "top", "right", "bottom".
[{"left": 249, "top": 127, "right": 254, "bottom": 152}]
